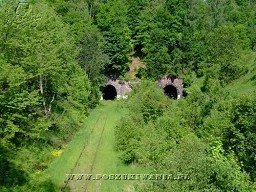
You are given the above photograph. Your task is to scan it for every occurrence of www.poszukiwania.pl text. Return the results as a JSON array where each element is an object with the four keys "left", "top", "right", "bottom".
[{"left": 65, "top": 173, "right": 190, "bottom": 181}]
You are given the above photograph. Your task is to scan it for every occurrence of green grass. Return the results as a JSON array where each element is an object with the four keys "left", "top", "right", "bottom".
[
  {"left": 45, "top": 102, "right": 106, "bottom": 186},
  {"left": 185, "top": 63, "right": 256, "bottom": 99},
  {"left": 225, "top": 69, "right": 256, "bottom": 97},
  {"left": 46, "top": 101, "right": 150, "bottom": 192}
]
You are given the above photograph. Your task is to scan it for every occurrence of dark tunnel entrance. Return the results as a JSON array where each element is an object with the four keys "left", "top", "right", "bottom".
[
  {"left": 102, "top": 85, "right": 117, "bottom": 100},
  {"left": 164, "top": 85, "right": 178, "bottom": 99}
]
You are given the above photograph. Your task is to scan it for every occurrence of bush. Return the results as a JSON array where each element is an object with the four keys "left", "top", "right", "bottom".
[
  {"left": 203, "top": 94, "right": 256, "bottom": 181},
  {"left": 126, "top": 80, "right": 171, "bottom": 123}
]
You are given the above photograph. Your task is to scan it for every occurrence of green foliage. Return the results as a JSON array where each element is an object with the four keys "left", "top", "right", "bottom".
[
  {"left": 125, "top": 0, "right": 150, "bottom": 38},
  {"left": 96, "top": 0, "right": 132, "bottom": 77},
  {"left": 134, "top": 2, "right": 184, "bottom": 78},
  {"left": 48, "top": 0, "right": 91, "bottom": 41},
  {"left": 136, "top": 113, "right": 189, "bottom": 170},
  {"left": 0, "top": 1, "right": 91, "bottom": 191},
  {"left": 131, "top": 0, "right": 256, "bottom": 81},
  {"left": 13, "top": 175, "right": 57, "bottom": 192},
  {"left": 127, "top": 80, "right": 170, "bottom": 122},
  {"left": 1, "top": 0, "right": 256, "bottom": 191},
  {"left": 228, "top": 96, "right": 256, "bottom": 180},
  {"left": 115, "top": 114, "right": 144, "bottom": 164},
  {"left": 116, "top": 75, "right": 256, "bottom": 191},
  {"left": 0, "top": 144, "right": 28, "bottom": 189},
  {"left": 77, "top": 25, "right": 108, "bottom": 87},
  {"left": 49, "top": 0, "right": 108, "bottom": 107},
  {"left": 0, "top": 0, "right": 91, "bottom": 145},
  {"left": 204, "top": 24, "right": 250, "bottom": 83},
  {"left": 204, "top": 95, "right": 256, "bottom": 180},
  {"left": 115, "top": 81, "right": 170, "bottom": 164}
]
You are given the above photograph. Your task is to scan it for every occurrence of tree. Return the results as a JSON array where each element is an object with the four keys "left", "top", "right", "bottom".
[
  {"left": 77, "top": 25, "right": 108, "bottom": 87},
  {"left": 134, "top": 0, "right": 189, "bottom": 78},
  {"left": 0, "top": 0, "right": 91, "bottom": 145},
  {"left": 96, "top": 0, "right": 132, "bottom": 78}
]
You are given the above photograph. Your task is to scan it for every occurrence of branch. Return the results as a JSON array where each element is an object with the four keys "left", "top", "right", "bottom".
[
  {"left": 48, "top": 93, "right": 55, "bottom": 114},
  {"left": 39, "top": 75, "right": 47, "bottom": 115}
]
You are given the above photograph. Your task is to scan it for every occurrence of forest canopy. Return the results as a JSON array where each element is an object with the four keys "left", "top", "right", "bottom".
[{"left": 0, "top": 0, "right": 256, "bottom": 191}]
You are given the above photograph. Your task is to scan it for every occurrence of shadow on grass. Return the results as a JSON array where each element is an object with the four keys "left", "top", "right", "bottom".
[
  {"left": 251, "top": 74, "right": 256, "bottom": 82},
  {"left": 0, "top": 145, "right": 28, "bottom": 188}
]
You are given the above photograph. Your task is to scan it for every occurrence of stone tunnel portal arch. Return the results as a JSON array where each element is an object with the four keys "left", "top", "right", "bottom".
[
  {"left": 102, "top": 85, "right": 117, "bottom": 100},
  {"left": 164, "top": 85, "right": 178, "bottom": 99}
]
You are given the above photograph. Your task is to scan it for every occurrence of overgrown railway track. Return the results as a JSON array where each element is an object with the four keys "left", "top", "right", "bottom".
[{"left": 61, "top": 113, "right": 108, "bottom": 191}]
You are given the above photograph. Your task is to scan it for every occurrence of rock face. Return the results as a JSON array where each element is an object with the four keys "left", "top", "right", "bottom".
[{"left": 157, "top": 75, "right": 184, "bottom": 99}]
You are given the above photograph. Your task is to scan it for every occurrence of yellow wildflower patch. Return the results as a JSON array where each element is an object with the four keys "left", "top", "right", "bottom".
[{"left": 52, "top": 149, "right": 63, "bottom": 157}]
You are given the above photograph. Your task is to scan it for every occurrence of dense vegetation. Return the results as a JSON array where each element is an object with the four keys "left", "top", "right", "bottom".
[
  {"left": 0, "top": 0, "right": 256, "bottom": 191},
  {"left": 116, "top": 79, "right": 256, "bottom": 191},
  {"left": 0, "top": 0, "right": 97, "bottom": 191}
]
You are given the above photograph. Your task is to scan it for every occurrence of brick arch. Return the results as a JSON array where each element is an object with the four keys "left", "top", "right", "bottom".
[
  {"left": 102, "top": 80, "right": 132, "bottom": 100},
  {"left": 158, "top": 75, "right": 184, "bottom": 99}
]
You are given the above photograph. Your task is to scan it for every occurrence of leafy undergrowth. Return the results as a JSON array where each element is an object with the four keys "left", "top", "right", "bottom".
[
  {"left": 0, "top": 105, "right": 88, "bottom": 192},
  {"left": 115, "top": 74, "right": 256, "bottom": 191}
]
